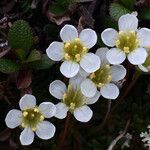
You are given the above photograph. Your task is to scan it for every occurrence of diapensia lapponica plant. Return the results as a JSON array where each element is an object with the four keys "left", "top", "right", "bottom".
[{"left": 5, "top": 12, "right": 150, "bottom": 146}]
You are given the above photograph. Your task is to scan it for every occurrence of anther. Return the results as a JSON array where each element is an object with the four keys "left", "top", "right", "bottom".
[
  {"left": 107, "top": 75, "right": 112, "bottom": 81},
  {"left": 65, "top": 43, "right": 70, "bottom": 48},
  {"left": 75, "top": 38, "right": 80, "bottom": 42},
  {"left": 70, "top": 103, "right": 75, "bottom": 110},
  {"left": 21, "top": 123, "right": 25, "bottom": 128},
  {"left": 40, "top": 115, "right": 44, "bottom": 121},
  {"left": 83, "top": 47, "right": 87, "bottom": 52},
  {"left": 23, "top": 111, "right": 28, "bottom": 117},
  {"left": 63, "top": 93, "right": 67, "bottom": 100},
  {"left": 123, "top": 47, "right": 130, "bottom": 53},
  {"left": 116, "top": 40, "right": 120, "bottom": 47},
  {"left": 64, "top": 53, "right": 71, "bottom": 60},
  {"left": 119, "top": 31, "right": 124, "bottom": 35},
  {"left": 74, "top": 45, "right": 77, "bottom": 49},
  {"left": 90, "top": 73, "right": 96, "bottom": 79},
  {"left": 105, "top": 64, "right": 110, "bottom": 69},
  {"left": 75, "top": 54, "right": 80, "bottom": 62},
  {"left": 32, "top": 127, "right": 36, "bottom": 131},
  {"left": 31, "top": 114, "right": 35, "bottom": 117},
  {"left": 34, "top": 108, "right": 39, "bottom": 113},
  {"left": 98, "top": 83, "right": 104, "bottom": 88}
]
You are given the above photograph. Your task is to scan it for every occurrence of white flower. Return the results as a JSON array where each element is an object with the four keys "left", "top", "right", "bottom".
[
  {"left": 5, "top": 94, "right": 56, "bottom": 146},
  {"left": 46, "top": 24, "right": 100, "bottom": 78},
  {"left": 138, "top": 47, "right": 150, "bottom": 72},
  {"left": 80, "top": 47, "right": 126, "bottom": 99},
  {"left": 140, "top": 125, "right": 150, "bottom": 150},
  {"left": 121, "top": 133, "right": 132, "bottom": 149},
  {"left": 101, "top": 13, "right": 150, "bottom": 65},
  {"left": 49, "top": 77, "right": 100, "bottom": 122}
]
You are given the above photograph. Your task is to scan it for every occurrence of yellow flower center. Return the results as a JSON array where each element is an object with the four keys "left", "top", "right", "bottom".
[
  {"left": 21, "top": 107, "right": 44, "bottom": 131},
  {"left": 64, "top": 38, "right": 88, "bottom": 62},
  {"left": 89, "top": 64, "right": 112, "bottom": 87},
  {"left": 62, "top": 84, "right": 86, "bottom": 112},
  {"left": 116, "top": 31, "right": 139, "bottom": 54}
]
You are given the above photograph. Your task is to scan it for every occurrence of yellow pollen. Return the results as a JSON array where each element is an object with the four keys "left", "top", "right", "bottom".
[
  {"left": 75, "top": 38, "right": 80, "bottom": 42},
  {"left": 123, "top": 47, "right": 130, "bottom": 53},
  {"left": 107, "top": 75, "right": 112, "bottom": 81},
  {"left": 32, "top": 127, "right": 36, "bottom": 131},
  {"left": 75, "top": 54, "right": 80, "bottom": 62},
  {"left": 65, "top": 42, "right": 70, "bottom": 48},
  {"left": 90, "top": 73, "right": 96, "bottom": 79},
  {"left": 21, "top": 123, "right": 25, "bottom": 128},
  {"left": 119, "top": 31, "right": 124, "bottom": 35},
  {"left": 31, "top": 114, "right": 35, "bottom": 117},
  {"left": 64, "top": 53, "right": 71, "bottom": 60},
  {"left": 83, "top": 47, "right": 87, "bottom": 52},
  {"left": 34, "top": 108, "right": 39, "bottom": 112},
  {"left": 98, "top": 83, "right": 104, "bottom": 87},
  {"left": 105, "top": 64, "right": 110, "bottom": 69},
  {"left": 40, "top": 115, "right": 44, "bottom": 121},
  {"left": 116, "top": 40, "right": 120, "bottom": 46},
  {"left": 70, "top": 103, "right": 76, "bottom": 110},
  {"left": 74, "top": 45, "right": 77, "bottom": 49},
  {"left": 23, "top": 111, "right": 28, "bottom": 117},
  {"left": 63, "top": 93, "right": 67, "bottom": 100}
]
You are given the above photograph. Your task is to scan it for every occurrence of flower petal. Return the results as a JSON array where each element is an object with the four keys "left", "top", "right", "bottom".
[
  {"left": 101, "top": 83, "right": 119, "bottom": 99},
  {"left": 137, "top": 28, "right": 150, "bottom": 47},
  {"left": 118, "top": 14, "right": 138, "bottom": 32},
  {"left": 49, "top": 80, "right": 66, "bottom": 99},
  {"left": 127, "top": 48, "right": 147, "bottom": 65},
  {"left": 80, "top": 53, "right": 101, "bottom": 73},
  {"left": 138, "top": 64, "right": 149, "bottom": 72},
  {"left": 79, "top": 29, "right": 97, "bottom": 48},
  {"left": 85, "top": 90, "right": 101, "bottom": 105},
  {"left": 46, "top": 42, "right": 64, "bottom": 61},
  {"left": 96, "top": 47, "right": 109, "bottom": 65},
  {"left": 54, "top": 103, "right": 68, "bottom": 119},
  {"left": 39, "top": 102, "right": 56, "bottom": 118},
  {"left": 110, "top": 65, "right": 126, "bottom": 81},
  {"left": 20, "top": 128, "right": 34, "bottom": 146},
  {"left": 101, "top": 28, "right": 118, "bottom": 47},
  {"left": 81, "top": 79, "right": 97, "bottom": 98},
  {"left": 19, "top": 94, "right": 36, "bottom": 110},
  {"left": 5, "top": 109, "right": 22, "bottom": 129},
  {"left": 106, "top": 48, "right": 126, "bottom": 65},
  {"left": 73, "top": 105, "right": 93, "bottom": 122},
  {"left": 60, "top": 61, "right": 80, "bottom": 78},
  {"left": 36, "top": 121, "right": 55, "bottom": 140},
  {"left": 60, "top": 25, "right": 78, "bottom": 42}
]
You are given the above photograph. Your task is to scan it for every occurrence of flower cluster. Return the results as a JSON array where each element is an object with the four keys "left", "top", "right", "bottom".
[{"left": 5, "top": 13, "right": 150, "bottom": 146}]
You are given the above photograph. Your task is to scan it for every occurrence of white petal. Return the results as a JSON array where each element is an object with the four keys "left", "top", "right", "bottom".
[
  {"left": 79, "top": 29, "right": 97, "bottom": 48},
  {"left": 39, "top": 102, "right": 56, "bottom": 118},
  {"left": 49, "top": 80, "right": 66, "bottom": 99},
  {"left": 36, "top": 121, "right": 55, "bottom": 140},
  {"left": 81, "top": 79, "right": 97, "bottom": 98},
  {"left": 101, "top": 28, "right": 118, "bottom": 47},
  {"left": 110, "top": 65, "right": 126, "bottom": 81},
  {"left": 138, "top": 64, "right": 149, "bottom": 72},
  {"left": 96, "top": 47, "right": 109, "bottom": 65},
  {"left": 85, "top": 90, "right": 101, "bottom": 104},
  {"left": 80, "top": 53, "right": 101, "bottom": 73},
  {"left": 60, "top": 61, "right": 80, "bottom": 78},
  {"left": 106, "top": 48, "right": 126, "bottom": 65},
  {"left": 127, "top": 48, "right": 147, "bottom": 65},
  {"left": 101, "top": 83, "right": 119, "bottom": 99},
  {"left": 20, "top": 128, "right": 34, "bottom": 146},
  {"left": 54, "top": 103, "right": 68, "bottom": 119},
  {"left": 78, "top": 68, "right": 89, "bottom": 77},
  {"left": 69, "top": 74, "right": 85, "bottom": 90},
  {"left": 5, "top": 109, "right": 22, "bottom": 129},
  {"left": 46, "top": 42, "right": 64, "bottom": 61},
  {"left": 118, "top": 14, "right": 138, "bottom": 32},
  {"left": 137, "top": 28, "right": 150, "bottom": 47},
  {"left": 73, "top": 105, "right": 93, "bottom": 122},
  {"left": 60, "top": 24, "right": 78, "bottom": 42},
  {"left": 19, "top": 94, "right": 36, "bottom": 110}
]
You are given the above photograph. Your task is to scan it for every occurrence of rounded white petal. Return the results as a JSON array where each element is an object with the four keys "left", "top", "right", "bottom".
[
  {"left": 106, "top": 48, "right": 126, "bottom": 65},
  {"left": 137, "top": 28, "right": 150, "bottom": 47},
  {"left": 118, "top": 14, "right": 138, "bottom": 32},
  {"left": 60, "top": 24, "right": 78, "bottom": 42},
  {"left": 39, "top": 102, "right": 56, "bottom": 118},
  {"left": 101, "top": 28, "right": 118, "bottom": 47},
  {"left": 46, "top": 42, "right": 64, "bottom": 61},
  {"left": 79, "top": 29, "right": 97, "bottom": 48},
  {"left": 138, "top": 64, "right": 149, "bottom": 72},
  {"left": 49, "top": 80, "right": 66, "bottom": 99},
  {"left": 36, "top": 121, "right": 55, "bottom": 140},
  {"left": 85, "top": 90, "right": 101, "bottom": 105},
  {"left": 73, "top": 105, "right": 93, "bottom": 122},
  {"left": 54, "top": 103, "right": 68, "bottom": 119},
  {"left": 80, "top": 53, "right": 101, "bottom": 73},
  {"left": 127, "top": 48, "right": 147, "bottom": 65},
  {"left": 5, "top": 109, "right": 22, "bottom": 129},
  {"left": 81, "top": 79, "right": 97, "bottom": 98},
  {"left": 19, "top": 94, "right": 36, "bottom": 110},
  {"left": 101, "top": 83, "right": 119, "bottom": 99},
  {"left": 20, "top": 128, "right": 34, "bottom": 146},
  {"left": 60, "top": 61, "right": 80, "bottom": 78},
  {"left": 78, "top": 68, "right": 89, "bottom": 77},
  {"left": 96, "top": 47, "right": 109, "bottom": 65},
  {"left": 110, "top": 65, "right": 126, "bottom": 81}
]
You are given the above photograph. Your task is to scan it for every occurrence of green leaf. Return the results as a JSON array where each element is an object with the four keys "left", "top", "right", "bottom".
[
  {"left": 109, "top": 3, "right": 131, "bottom": 21},
  {"left": 8, "top": 20, "right": 33, "bottom": 60},
  {"left": 29, "top": 54, "right": 54, "bottom": 70},
  {"left": 120, "top": 0, "right": 135, "bottom": 10},
  {"left": 139, "top": 8, "right": 150, "bottom": 20},
  {"left": 0, "top": 59, "right": 21, "bottom": 74},
  {"left": 25, "top": 49, "right": 41, "bottom": 63}
]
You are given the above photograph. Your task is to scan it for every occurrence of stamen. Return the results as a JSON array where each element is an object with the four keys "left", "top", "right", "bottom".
[
  {"left": 23, "top": 111, "right": 28, "bottom": 117},
  {"left": 64, "top": 53, "right": 71, "bottom": 60},
  {"left": 105, "top": 64, "right": 110, "bottom": 69},
  {"left": 75, "top": 54, "right": 80, "bottom": 62},
  {"left": 98, "top": 83, "right": 104, "bottom": 88},
  {"left": 65, "top": 43, "right": 70, "bottom": 48},
  {"left": 40, "top": 115, "right": 44, "bottom": 121},
  {"left": 90, "top": 73, "right": 96, "bottom": 79},
  {"left": 83, "top": 47, "right": 87, "bottom": 52},
  {"left": 119, "top": 31, "right": 124, "bottom": 35},
  {"left": 70, "top": 103, "right": 76, "bottom": 110},
  {"left": 21, "top": 123, "right": 25, "bottom": 128},
  {"left": 123, "top": 47, "right": 130, "bottom": 53},
  {"left": 75, "top": 38, "right": 80, "bottom": 42},
  {"left": 31, "top": 114, "right": 35, "bottom": 117},
  {"left": 34, "top": 108, "right": 39, "bottom": 113},
  {"left": 32, "top": 127, "right": 36, "bottom": 131},
  {"left": 107, "top": 75, "right": 112, "bottom": 81},
  {"left": 63, "top": 93, "right": 67, "bottom": 100},
  {"left": 74, "top": 45, "right": 77, "bottom": 49},
  {"left": 116, "top": 40, "right": 120, "bottom": 47}
]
